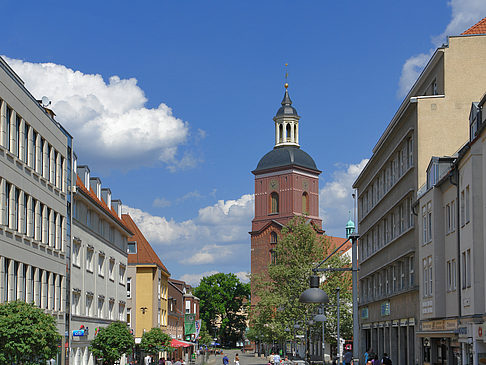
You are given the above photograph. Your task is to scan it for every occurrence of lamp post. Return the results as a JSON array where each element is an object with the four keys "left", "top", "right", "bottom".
[
  {"left": 314, "top": 307, "right": 327, "bottom": 365},
  {"left": 293, "top": 323, "right": 301, "bottom": 359},
  {"left": 300, "top": 233, "right": 360, "bottom": 365},
  {"left": 336, "top": 287, "right": 341, "bottom": 365}
]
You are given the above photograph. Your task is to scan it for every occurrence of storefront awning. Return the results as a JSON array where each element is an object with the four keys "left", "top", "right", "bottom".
[
  {"left": 171, "top": 339, "right": 194, "bottom": 348},
  {"left": 416, "top": 331, "right": 457, "bottom": 338}
]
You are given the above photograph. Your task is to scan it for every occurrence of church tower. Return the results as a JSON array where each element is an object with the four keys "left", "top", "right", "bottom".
[{"left": 250, "top": 83, "right": 323, "bottom": 294}]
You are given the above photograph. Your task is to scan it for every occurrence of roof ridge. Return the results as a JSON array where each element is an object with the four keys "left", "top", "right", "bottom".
[{"left": 462, "top": 17, "right": 486, "bottom": 35}]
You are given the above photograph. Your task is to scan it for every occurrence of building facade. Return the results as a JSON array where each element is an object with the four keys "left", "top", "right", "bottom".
[
  {"left": 168, "top": 279, "right": 185, "bottom": 340},
  {"left": 417, "top": 92, "right": 486, "bottom": 365},
  {"left": 168, "top": 279, "right": 200, "bottom": 342},
  {"left": 0, "top": 56, "right": 72, "bottom": 364},
  {"left": 70, "top": 165, "right": 132, "bottom": 365},
  {"left": 353, "top": 19, "right": 486, "bottom": 365},
  {"left": 121, "top": 214, "right": 170, "bottom": 345},
  {"left": 250, "top": 84, "right": 323, "bottom": 299}
]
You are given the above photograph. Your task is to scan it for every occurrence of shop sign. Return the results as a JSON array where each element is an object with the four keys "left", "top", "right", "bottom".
[
  {"left": 381, "top": 301, "right": 390, "bottom": 316},
  {"left": 445, "top": 320, "right": 458, "bottom": 330},
  {"left": 361, "top": 307, "right": 369, "bottom": 319},
  {"left": 474, "top": 324, "right": 485, "bottom": 340},
  {"left": 457, "top": 326, "right": 469, "bottom": 338},
  {"left": 72, "top": 330, "right": 85, "bottom": 337},
  {"left": 422, "top": 321, "right": 434, "bottom": 331},
  {"left": 421, "top": 319, "right": 456, "bottom": 332}
]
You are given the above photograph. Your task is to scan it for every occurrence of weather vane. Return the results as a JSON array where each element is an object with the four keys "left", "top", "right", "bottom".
[{"left": 284, "top": 63, "right": 289, "bottom": 89}]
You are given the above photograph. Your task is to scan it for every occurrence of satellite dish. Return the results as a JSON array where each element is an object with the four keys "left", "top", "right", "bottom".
[{"left": 41, "top": 96, "right": 51, "bottom": 107}]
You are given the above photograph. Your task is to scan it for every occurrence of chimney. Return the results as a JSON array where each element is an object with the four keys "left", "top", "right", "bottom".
[
  {"left": 77, "top": 165, "right": 90, "bottom": 188},
  {"left": 90, "top": 177, "right": 102, "bottom": 200},
  {"left": 111, "top": 200, "right": 122, "bottom": 217},
  {"left": 101, "top": 188, "right": 112, "bottom": 207}
]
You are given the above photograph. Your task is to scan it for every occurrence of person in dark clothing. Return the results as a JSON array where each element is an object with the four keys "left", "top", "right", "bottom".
[
  {"left": 343, "top": 350, "right": 353, "bottom": 365},
  {"left": 382, "top": 353, "right": 392, "bottom": 365}
]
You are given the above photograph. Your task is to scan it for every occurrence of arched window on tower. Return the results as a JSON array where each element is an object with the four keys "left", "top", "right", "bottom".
[
  {"left": 279, "top": 125, "right": 283, "bottom": 143},
  {"left": 286, "top": 124, "right": 291, "bottom": 142},
  {"left": 302, "top": 192, "right": 309, "bottom": 215},
  {"left": 270, "top": 231, "right": 278, "bottom": 244},
  {"left": 294, "top": 124, "right": 298, "bottom": 142},
  {"left": 270, "top": 192, "right": 279, "bottom": 214}
]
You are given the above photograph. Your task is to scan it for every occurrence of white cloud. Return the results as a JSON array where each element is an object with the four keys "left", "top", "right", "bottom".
[
  {"left": 179, "top": 271, "right": 219, "bottom": 287},
  {"left": 180, "top": 244, "right": 233, "bottom": 265},
  {"left": 152, "top": 197, "right": 171, "bottom": 208},
  {"left": 178, "top": 270, "right": 250, "bottom": 287},
  {"left": 4, "top": 57, "right": 193, "bottom": 170},
  {"left": 397, "top": 1, "right": 486, "bottom": 98},
  {"left": 123, "top": 193, "right": 254, "bottom": 245},
  {"left": 319, "top": 159, "right": 369, "bottom": 237}
]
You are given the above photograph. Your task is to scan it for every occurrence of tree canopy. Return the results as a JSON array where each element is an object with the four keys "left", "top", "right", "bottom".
[
  {"left": 0, "top": 301, "right": 61, "bottom": 364},
  {"left": 193, "top": 272, "right": 250, "bottom": 347},
  {"left": 140, "top": 327, "right": 173, "bottom": 356},
  {"left": 251, "top": 216, "right": 352, "bottom": 352},
  {"left": 89, "top": 321, "right": 134, "bottom": 364}
]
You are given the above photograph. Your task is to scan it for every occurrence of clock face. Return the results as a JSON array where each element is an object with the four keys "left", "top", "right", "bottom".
[{"left": 270, "top": 179, "right": 278, "bottom": 190}]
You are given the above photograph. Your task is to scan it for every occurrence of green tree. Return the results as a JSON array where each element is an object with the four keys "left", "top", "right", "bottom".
[
  {"left": 251, "top": 216, "right": 352, "bottom": 352},
  {"left": 89, "top": 321, "right": 134, "bottom": 364},
  {"left": 197, "top": 321, "right": 213, "bottom": 347},
  {"left": 193, "top": 273, "right": 250, "bottom": 347},
  {"left": 140, "top": 327, "right": 173, "bottom": 356},
  {"left": 0, "top": 301, "right": 61, "bottom": 364}
]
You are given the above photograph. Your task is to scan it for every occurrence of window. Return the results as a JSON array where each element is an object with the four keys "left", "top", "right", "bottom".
[
  {"left": 109, "top": 258, "right": 115, "bottom": 281},
  {"left": 270, "top": 192, "right": 279, "bottom": 214},
  {"left": 86, "top": 294, "right": 93, "bottom": 316},
  {"left": 32, "top": 131, "right": 37, "bottom": 170},
  {"left": 23, "top": 123, "right": 28, "bottom": 163},
  {"left": 87, "top": 209, "right": 92, "bottom": 228},
  {"left": 427, "top": 202, "right": 432, "bottom": 241},
  {"left": 461, "top": 190, "right": 465, "bottom": 226},
  {"left": 5, "top": 106, "right": 11, "bottom": 150},
  {"left": 109, "top": 226, "right": 115, "bottom": 242},
  {"left": 302, "top": 192, "right": 309, "bottom": 214},
  {"left": 409, "top": 256, "right": 414, "bottom": 287},
  {"left": 447, "top": 260, "right": 452, "bottom": 291},
  {"left": 98, "top": 297, "right": 104, "bottom": 318},
  {"left": 390, "top": 212, "right": 395, "bottom": 239},
  {"left": 109, "top": 300, "right": 115, "bottom": 320},
  {"left": 127, "top": 308, "right": 131, "bottom": 327},
  {"left": 73, "top": 240, "right": 81, "bottom": 267},
  {"left": 384, "top": 218, "right": 389, "bottom": 244},
  {"left": 119, "top": 303, "right": 125, "bottom": 321},
  {"left": 465, "top": 186, "right": 470, "bottom": 223},
  {"left": 385, "top": 268, "right": 390, "bottom": 294},
  {"left": 119, "top": 265, "right": 126, "bottom": 284},
  {"left": 127, "top": 242, "right": 137, "bottom": 254},
  {"left": 451, "top": 200, "right": 456, "bottom": 231},
  {"left": 466, "top": 249, "right": 471, "bottom": 287},
  {"left": 270, "top": 249, "right": 277, "bottom": 265},
  {"left": 98, "top": 218, "right": 104, "bottom": 236},
  {"left": 399, "top": 261, "right": 405, "bottom": 290},
  {"left": 270, "top": 232, "right": 277, "bottom": 244},
  {"left": 185, "top": 300, "right": 191, "bottom": 314},
  {"left": 407, "top": 137, "right": 413, "bottom": 168},
  {"left": 399, "top": 204, "right": 404, "bottom": 234},
  {"left": 452, "top": 259, "right": 457, "bottom": 291},
  {"left": 392, "top": 265, "right": 397, "bottom": 293},
  {"left": 446, "top": 204, "right": 451, "bottom": 233},
  {"left": 423, "top": 259, "right": 428, "bottom": 297},
  {"left": 408, "top": 197, "right": 414, "bottom": 228},
  {"left": 86, "top": 247, "right": 94, "bottom": 272},
  {"left": 127, "top": 278, "right": 132, "bottom": 298},
  {"left": 72, "top": 291, "right": 80, "bottom": 315},
  {"left": 98, "top": 253, "right": 105, "bottom": 277},
  {"left": 428, "top": 256, "right": 433, "bottom": 296}
]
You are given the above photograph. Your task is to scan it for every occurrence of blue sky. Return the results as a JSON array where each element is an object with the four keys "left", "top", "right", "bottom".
[{"left": 3, "top": 0, "right": 486, "bottom": 285}]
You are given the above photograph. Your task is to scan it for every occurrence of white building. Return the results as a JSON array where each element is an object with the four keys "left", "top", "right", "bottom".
[
  {"left": 0, "top": 56, "right": 73, "bottom": 364},
  {"left": 70, "top": 163, "right": 132, "bottom": 365},
  {"left": 417, "top": 93, "right": 486, "bottom": 365}
]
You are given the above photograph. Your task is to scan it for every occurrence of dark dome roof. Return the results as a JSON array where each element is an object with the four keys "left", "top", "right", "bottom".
[{"left": 254, "top": 146, "right": 318, "bottom": 172}]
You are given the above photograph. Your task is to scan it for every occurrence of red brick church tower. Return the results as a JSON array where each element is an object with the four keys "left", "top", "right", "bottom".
[{"left": 250, "top": 83, "right": 323, "bottom": 295}]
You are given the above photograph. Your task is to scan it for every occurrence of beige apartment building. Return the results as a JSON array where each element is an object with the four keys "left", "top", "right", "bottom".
[
  {"left": 417, "top": 94, "right": 486, "bottom": 365},
  {"left": 0, "top": 56, "right": 72, "bottom": 364},
  {"left": 353, "top": 19, "right": 486, "bottom": 365}
]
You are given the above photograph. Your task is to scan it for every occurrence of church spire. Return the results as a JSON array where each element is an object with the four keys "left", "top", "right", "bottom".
[{"left": 273, "top": 82, "right": 300, "bottom": 148}]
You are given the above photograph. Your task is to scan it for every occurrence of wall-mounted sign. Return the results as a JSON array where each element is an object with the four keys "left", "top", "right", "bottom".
[
  {"left": 72, "top": 330, "right": 85, "bottom": 337},
  {"left": 361, "top": 307, "right": 369, "bottom": 319},
  {"left": 381, "top": 301, "right": 390, "bottom": 316}
]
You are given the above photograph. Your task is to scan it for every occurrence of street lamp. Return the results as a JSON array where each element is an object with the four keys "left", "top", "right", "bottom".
[
  {"left": 300, "top": 233, "right": 360, "bottom": 365},
  {"left": 314, "top": 307, "right": 327, "bottom": 365}
]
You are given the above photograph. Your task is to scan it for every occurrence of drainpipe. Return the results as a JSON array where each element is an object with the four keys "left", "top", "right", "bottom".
[{"left": 449, "top": 167, "right": 462, "bottom": 324}]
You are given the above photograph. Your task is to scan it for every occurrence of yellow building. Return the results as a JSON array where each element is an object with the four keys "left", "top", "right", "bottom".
[{"left": 122, "top": 214, "right": 170, "bottom": 342}]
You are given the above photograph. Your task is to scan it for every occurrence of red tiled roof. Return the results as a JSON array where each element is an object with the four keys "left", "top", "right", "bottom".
[
  {"left": 122, "top": 214, "right": 170, "bottom": 275},
  {"left": 462, "top": 17, "right": 486, "bottom": 35},
  {"left": 76, "top": 175, "right": 132, "bottom": 234},
  {"left": 327, "top": 235, "right": 352, "bottom": 255}
]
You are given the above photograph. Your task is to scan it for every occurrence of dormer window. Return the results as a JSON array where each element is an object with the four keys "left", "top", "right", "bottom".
[
  {"left": 270, "top": 232, "right": 277, "bottom": 244},
  {"left": 127, "top": 242, "right": 137, "bottom": 254},
  {"left": 270, "top": 192, "right": 279, "bottom": 214}
]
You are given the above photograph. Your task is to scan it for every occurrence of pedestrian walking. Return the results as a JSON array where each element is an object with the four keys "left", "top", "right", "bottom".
[
  {"left": 222, "top": 354, "right": 229, "bottom": 365},
  {"left": 372, "top": 354, "right": 380, "bottom": 365},
  {"left": 343, "top": 350, "right": 353, "bottom": 365},
  {"left": 364, "top": 348, "right": 371, "bottom": 365},
  {"left": 381, "top": 353, "right": 392, "bottom": 365},
  {"left": 234, "top": 354, "right": 240, "bottom": 365},
  {"left": 273, "top": 352, "right": 281, "bottom": 364},
  {"left": 268, "top": 353, "right": 275, "bottom": 365}
]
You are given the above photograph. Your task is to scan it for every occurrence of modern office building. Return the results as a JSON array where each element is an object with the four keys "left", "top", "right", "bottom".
[
  {"left": 353, "top": 18, "right": 486, "bottom": 365},
  {"left": 121, "top": 213, "right": 170, "bottom": 346},
  {"left": 70, "top": 164, "right": 132, "bottom": 365},
  {"left": 0, "top": 56, "right": 73, "bottom": 364}
]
